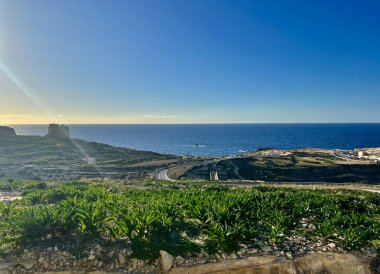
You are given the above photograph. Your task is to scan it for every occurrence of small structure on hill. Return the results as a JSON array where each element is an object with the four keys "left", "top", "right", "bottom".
[
  {"left": 0, "top": 126, "right": 17, "bottom": 137},
  {"left": 210, "top": 170, "right": 219, "bottom": 181},
  {"left": 209, "top": 162, "right": 220, "bottom": 181},
  {"left": 47, "top": 124, "right": 70, "bottom": 138}
]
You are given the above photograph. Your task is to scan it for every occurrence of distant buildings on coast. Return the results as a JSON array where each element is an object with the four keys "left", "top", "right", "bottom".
[
  {"left": 254, "top": 147, "right": 380, "bottom": 165},
  {"left": 356, "top": 149, "right": 380, "bottom": 164}
]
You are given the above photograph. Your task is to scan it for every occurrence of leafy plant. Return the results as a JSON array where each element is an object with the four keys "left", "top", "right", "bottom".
[{"left": 1, "top": 180, "right": 379, "bottom": 259}]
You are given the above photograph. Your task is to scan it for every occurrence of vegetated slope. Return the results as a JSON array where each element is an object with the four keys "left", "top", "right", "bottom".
[
  {"left": 0, "top": 136, "right": 178, "bottom": 180},
  {"left": 1, "top": 180, "right": 379, "bottom": 262},
  {"left": 230, "top": 153, "right": 380, "bottom": 183}
]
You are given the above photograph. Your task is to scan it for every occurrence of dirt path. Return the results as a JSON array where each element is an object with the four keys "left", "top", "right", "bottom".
[
  {"left": 361, "top": 188, "right": 380, "bottom": 194},
  {"left": 0, "top": 192, "right": 22, "bottom": 203}
]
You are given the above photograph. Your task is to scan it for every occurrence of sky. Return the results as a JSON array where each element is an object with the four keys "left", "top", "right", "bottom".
[{"left": 0, "top": 0, "right": 379, "bottom": 124}]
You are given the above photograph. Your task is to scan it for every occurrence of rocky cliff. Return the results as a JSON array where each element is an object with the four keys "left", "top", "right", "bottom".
[{"left": 0, "top": 126, "right": 16, "bottom": 136}]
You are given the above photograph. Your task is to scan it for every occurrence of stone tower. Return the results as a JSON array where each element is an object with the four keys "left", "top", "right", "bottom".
[{"left": 47, "top": 124, "right": 70, "bottom": 138}]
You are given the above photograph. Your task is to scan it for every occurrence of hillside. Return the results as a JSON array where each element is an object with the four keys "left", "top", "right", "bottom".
[
  {"left": 182, "top": 149, "right": 380, "bottom": 184},
  {"left": 0, "top": 135, "right": 180, "bottom": 180}
]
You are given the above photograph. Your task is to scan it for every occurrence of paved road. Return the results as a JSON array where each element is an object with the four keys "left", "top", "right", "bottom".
[
  {"left": 153, "top": 167, "right": 380, "bottom": 195},
  {"left": 154, "top": 168, "right": 172, "bottom": 181},
  {"left": 153, "top": 157, "right": 380, "bottom": 195},
  {"left": 153, "top": 160, "right": 218, "bottom": 181},
  {"left": 153, "top": 156, "right": 246, "bottom": 181}
]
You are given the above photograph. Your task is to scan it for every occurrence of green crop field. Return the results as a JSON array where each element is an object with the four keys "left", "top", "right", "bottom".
[{"left": 1, "top": 180, "right": 379, "bottom": 260}]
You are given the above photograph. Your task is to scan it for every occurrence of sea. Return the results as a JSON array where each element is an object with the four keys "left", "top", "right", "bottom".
[{"left": 10, "top": 124, "right": 380, "bottom": 157}]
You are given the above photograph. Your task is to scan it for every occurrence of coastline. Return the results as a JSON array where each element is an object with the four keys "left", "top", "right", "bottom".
[{"left": 9, "top": 124, "right": 380, "bottom": 157}]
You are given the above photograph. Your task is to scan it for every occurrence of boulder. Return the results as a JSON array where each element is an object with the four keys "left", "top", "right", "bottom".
[
  {"left": 117, "top": 253, "right": 126, "bottom": 265},
  {"left": 175, "top": 256, "right": 185, "bottom": 266},
  {"left": 160, "top": 250, "right": 174, "bottom": 271},
  {"left": 20, "top": 259, "right": 35, "bottom": 270},
  {"left": 261, "top": 246, "right": 271, "bottom": 252}
]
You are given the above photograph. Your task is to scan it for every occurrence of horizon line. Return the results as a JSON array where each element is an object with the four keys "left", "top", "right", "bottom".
[{"left": 5, "top": 122, "right": 380, "bottom": 126}]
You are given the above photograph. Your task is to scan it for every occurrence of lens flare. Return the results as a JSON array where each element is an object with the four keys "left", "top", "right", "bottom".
[
  {"left": 0, "top": 61, "right": 54, "bottom": 120},
  {"left": 0, "top": 61, "right": 103, "bottom": 175}
]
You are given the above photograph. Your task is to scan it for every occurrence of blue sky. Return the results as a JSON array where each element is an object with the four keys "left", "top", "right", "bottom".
[{"left": 0, "top": 0, "right": 379, "bottom": 124}]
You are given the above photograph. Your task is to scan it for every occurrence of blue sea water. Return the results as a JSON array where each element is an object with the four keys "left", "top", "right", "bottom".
[{"left": 10, "top": 124, "right": 380, "bottom": 156}]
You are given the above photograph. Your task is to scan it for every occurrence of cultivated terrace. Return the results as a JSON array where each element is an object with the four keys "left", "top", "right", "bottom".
[{"left": 0, "top": 179, "right": 379, "bottom": 273}]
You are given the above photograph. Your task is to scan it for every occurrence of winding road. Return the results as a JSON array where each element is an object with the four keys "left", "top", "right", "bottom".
[
  {"left": 153, "top": 156, "right": 239, "bottom": 181},
  {"left": 154, "top": 168, "right": 173, "bottom": 181},
  {"left": 152, "top": 161, "right": 380, "bottom": 194}
]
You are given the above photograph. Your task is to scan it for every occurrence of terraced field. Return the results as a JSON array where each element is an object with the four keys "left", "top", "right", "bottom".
[{"left": 1, "top": 180, "right": 379, "bottom": 260}]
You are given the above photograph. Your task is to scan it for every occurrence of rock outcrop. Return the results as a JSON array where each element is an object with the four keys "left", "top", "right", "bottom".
[
  {"left": 170, "top": 252, "right": 377, "bottom": 274},
  {"left": 160, "top": 250, "right": 175, "bottom": 271},
  {"left": 0, "top": 126, "right": 16, "bottom": 136}
]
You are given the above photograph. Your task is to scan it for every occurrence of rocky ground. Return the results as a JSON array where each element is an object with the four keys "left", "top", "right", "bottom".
[
  {"left": 2, "top": 244, "right": 378, "bottom": 273},
  {"left": 0, "top": 192, "right": 22, "bottom": 203}
]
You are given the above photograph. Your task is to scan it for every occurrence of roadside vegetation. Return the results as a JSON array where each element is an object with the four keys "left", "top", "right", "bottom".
[{"left": 0, "top": 179, "right": 379, "bottom": 260}]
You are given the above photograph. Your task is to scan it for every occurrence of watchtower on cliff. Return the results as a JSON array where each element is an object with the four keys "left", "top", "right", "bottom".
[{"left": 47, "top": 124, "right": 70, "bottom": 138}]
